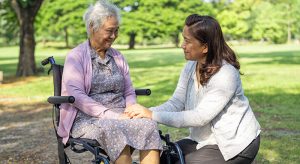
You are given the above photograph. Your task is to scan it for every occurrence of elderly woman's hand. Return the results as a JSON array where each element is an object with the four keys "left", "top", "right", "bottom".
[
  {"left": 118, "top": 113, "right": 132, "bottom": 120},
  {"left": 125, "top": 104, "right": 152, "bottom": 119}
]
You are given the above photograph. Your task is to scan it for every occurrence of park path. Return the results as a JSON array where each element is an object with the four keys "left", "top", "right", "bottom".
[
  {"left": 0, "top": 101, "right": 59, "bottom": 163},
  {"left": 0, "top": 101, "right": 139, "bottom": 163}
]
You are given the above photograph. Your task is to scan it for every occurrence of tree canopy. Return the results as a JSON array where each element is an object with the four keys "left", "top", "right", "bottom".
[
  {"left": 1, "top": 0, "right": 299, "bottom": 48},
  {"left": 0, "top": 0, "right": 299, "bottom": 76}
]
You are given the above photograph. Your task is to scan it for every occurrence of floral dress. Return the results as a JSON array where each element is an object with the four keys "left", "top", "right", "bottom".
[{"left": 71, "top": 48, "right": 162, "bottom": 161}]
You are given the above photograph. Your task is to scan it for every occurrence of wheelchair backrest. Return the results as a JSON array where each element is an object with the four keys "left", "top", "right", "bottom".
[
  {"left": 52, "top": 64, "right": 64, "bottom": 96},
  {"left": 50, "top": 64, "right": 64, "bottom": 127}
]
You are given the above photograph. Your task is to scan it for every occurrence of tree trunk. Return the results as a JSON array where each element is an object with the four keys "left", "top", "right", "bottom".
[
  {"left": 287, "top": 3, "right": 291, "bottom": 43},
  {"left": 173, "top": 33, "right": 179, "bottom": 48},
  {"left": 16, "top": 13, "right": 36, "bottom": 76},
  {"left": 11, "top": 0, "right": 43, "bottom": 77},
  {"left": 129, "top": 32, "right": 136, "bottom": 49},
  {"left": 64, "top": 27, "right": 69, "bottom": 48}
]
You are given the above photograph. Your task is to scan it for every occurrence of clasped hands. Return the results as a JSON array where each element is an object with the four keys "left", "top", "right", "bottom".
[{"left": 119, "top": 103, "right": 152, "bottom": 119}]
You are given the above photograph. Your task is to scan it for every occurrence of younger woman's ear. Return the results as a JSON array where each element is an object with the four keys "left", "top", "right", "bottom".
[{"left": 202, "top": 44, "right": 208, "bottom": 54}]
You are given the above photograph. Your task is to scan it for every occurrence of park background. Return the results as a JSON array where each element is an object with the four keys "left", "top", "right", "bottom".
[{"left": 0, "top": 0, "right": 299, "bottom": 163}]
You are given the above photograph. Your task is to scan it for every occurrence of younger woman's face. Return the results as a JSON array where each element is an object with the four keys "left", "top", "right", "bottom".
[{"left": 181, "top": 25, "right": 207, "bottom": 63}]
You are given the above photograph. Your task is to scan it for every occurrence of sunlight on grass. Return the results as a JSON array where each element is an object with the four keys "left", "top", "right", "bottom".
[
  {"left": 0, "top": 76, "right": 53, "bottom": 97},
  {"left": 261, "top": 149, "right": 279, "bottom": 163},
  {"left": 232, "top": 44, "right": 300, "bottom": 54}
]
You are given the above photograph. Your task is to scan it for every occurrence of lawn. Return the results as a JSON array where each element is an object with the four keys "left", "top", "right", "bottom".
[{"left": 0, "top": 44, "right": 299, "bottom": 163}]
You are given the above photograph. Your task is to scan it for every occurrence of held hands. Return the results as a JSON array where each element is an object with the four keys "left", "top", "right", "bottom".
[
  {"left": 118, "top": 113, "right": 132, "bottom": 120},
  {"left": 124, "top": 103, "right": 153, "bottom": 119}
]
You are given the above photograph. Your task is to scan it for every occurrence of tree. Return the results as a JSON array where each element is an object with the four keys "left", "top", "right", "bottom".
[
  {"left": 216, "top": 0, "right": 257, "bottom": 40},
  {"left": 121, "top": 11, "right": 144, "bottom": 49},
  {"left": 137, "top": 0, "right": 171, "bottom": 45},
  {"left": 0, "top": 1, "right": 19, "bottom": 45},
  {"left": 175, "top": 0, "right": 215, "bottom": 46},
  {"left": 36, "top": 0, "right": 91, "bottom": 48},
  {"left": 250, "top": 1, "right": 287, "bottom": 43},
  {"left": 117, "top": 0, "right": 215, "bottom": 48},
  {"left": 270, "top": 0, "right": 300, "bottom": 43},
  {"left": 290, "top": 0, "right": 300, "bottom": 42},
  {"left": 116, "top": 0, "right": 180, "bottom": 49},
  {"left": 114, "top": 0, "right": 144, "bottom": 49},
  {"left": 11, "top": 0, "right": 43, "bottom": 76}
]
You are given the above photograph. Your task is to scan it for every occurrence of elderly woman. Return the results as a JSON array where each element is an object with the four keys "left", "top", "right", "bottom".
[{"left": 57, "top": 1, "right": 162, "bottom": 163}]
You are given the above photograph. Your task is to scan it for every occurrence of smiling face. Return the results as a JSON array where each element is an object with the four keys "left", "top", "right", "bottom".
[
  {"left": 89, "top": 16, "right": 119, "bottom": 53},
  {"left": 181, "top": 25, "right": 208, "bottom": 63}
]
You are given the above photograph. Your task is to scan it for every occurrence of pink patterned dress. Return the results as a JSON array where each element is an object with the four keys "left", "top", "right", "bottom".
[{"left": 71, "top": 49, "right": 162, "bottom": 161}]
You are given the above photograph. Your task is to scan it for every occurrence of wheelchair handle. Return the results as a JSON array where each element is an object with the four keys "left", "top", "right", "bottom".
[
  {"left": 48, "top": 96, "right": 75, "bottom": 104},
  {"left": 41, "top": 56, "right": 56, "bottom": 66},
  {"left": 135, "top": 89, "right": 151, "bottom": 96}
]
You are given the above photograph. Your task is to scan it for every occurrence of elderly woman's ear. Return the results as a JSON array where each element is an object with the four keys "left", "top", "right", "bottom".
[{"left": 89, "top": 24, "right": 94, "bottom": 34}]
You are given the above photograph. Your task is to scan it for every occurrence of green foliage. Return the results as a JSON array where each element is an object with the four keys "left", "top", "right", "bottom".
[
  {"left": 17, "top": 0, "right": 37, "bottom": 8},
  {"left": 250, "top": 1, "right": 287, "bottom": 43},
  {"left": 115, "top": 0, "right": 215, "bottom": 47},
  {"left": 217, "top": 0, "right": 253, "bottom": 40},
  {"left": 1, "top": 0, "right": 300, "bottom": 47},
  {"left": 0, "top": 0, "right": 18, "bottom": 45},
  {"left": 35, "top": 0, "right": 94, "bottom": 47},
  {"left": 287, "top": 0, "right": 300, "bottom": 40}
]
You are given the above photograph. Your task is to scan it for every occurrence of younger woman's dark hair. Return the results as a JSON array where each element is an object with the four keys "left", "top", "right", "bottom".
[{"left": 185, "top": 14, "right": 240, "bottom": 85}]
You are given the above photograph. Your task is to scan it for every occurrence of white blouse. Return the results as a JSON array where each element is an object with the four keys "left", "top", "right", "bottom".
[{"left": 187, "top": 70, "right": 217, "bottom": 149}]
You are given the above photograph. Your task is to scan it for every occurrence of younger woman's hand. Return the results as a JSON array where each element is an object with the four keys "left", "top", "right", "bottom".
[{"left": 125, "top": 104, "right": 152, "bottom": 119}]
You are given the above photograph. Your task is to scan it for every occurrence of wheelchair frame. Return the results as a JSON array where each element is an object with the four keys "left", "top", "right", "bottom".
[{"left": 42, "top": 56, "right": 185, "bottom": 164}]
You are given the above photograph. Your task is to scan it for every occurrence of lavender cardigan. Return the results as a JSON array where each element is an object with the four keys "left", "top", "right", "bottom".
[{"left": 57, "top": 41, "right": 136, "bottom": 144}]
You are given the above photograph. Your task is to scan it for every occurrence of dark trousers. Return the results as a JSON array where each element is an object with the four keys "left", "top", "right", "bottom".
[{"left": 161, "top": 135, "right": 260, "bottom": 164}]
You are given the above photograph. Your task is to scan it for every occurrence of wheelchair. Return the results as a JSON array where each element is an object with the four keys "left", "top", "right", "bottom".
[{"left": 42, "top": 56, "right": 185, "bottom": 164}]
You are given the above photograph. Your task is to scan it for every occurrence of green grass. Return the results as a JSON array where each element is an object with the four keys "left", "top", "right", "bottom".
[
  {"left": 0, "top": 44, "right": 300, "bottom": 163},
  {"left": 234, "top": 45, "right": 300, "bottom": 163}
]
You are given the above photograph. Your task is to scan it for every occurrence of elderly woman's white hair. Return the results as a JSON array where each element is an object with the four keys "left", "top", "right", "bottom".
[{"left": 83, "top": 0, "right": 121, "bottom": 37}]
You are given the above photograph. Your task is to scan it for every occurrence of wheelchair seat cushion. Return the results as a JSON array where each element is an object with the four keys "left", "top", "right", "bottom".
[{"left": 71, "top": 111, "right": 163, "bottom": 162}]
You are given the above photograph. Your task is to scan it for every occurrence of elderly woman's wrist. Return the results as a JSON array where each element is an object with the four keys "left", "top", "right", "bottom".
[{"left": 103, "top": 110, "right": 121, "bottom": 119}]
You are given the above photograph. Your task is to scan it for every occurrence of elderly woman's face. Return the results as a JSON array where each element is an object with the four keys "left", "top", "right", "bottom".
[{"left": 90, "top": 16, "right": 119, "bottom": 51}]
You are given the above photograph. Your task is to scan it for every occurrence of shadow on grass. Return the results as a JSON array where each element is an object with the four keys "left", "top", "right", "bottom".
[
  {"left": 0, "top": 56, "right": 19, "bottom": 60},
  {"left": 118, "top": 46, "right": 179, "bottom": 52},
  {"left": 242, "top": 89, "right": 299, "bottom": 163},
  {"left": 0, "top": 63, "right": 17, "bottom": 77},
  {"left": 0, "top": 56, "right": 66, "bottom": 82},
  {"left": 240, "top": 50, "right": 300, "bottom": 65},
  {"left": 1, "top": 48, "right": 299, "bottom": 82}
]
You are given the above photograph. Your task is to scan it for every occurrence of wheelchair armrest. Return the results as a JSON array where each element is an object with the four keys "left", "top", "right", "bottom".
[
  {"left": 47, "top": 89, "right": 149, "bottom": 105},
  {"left": 47, "top": 96, "right": 75, "bottom": 104},
  {"left": 135, "top": 89, "right": 151, "bottom": 96},
  {"left": 47, "top": 89, "right": 149, "bottom": 104}
]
